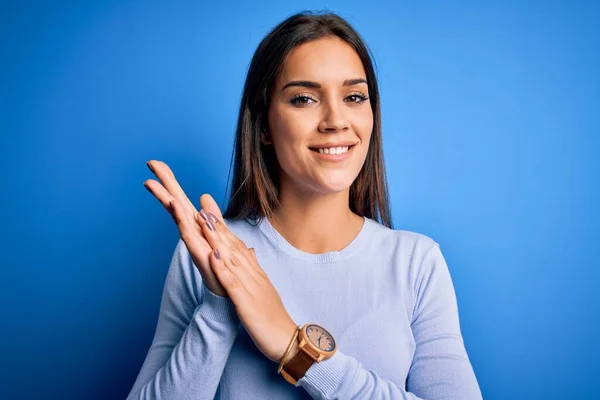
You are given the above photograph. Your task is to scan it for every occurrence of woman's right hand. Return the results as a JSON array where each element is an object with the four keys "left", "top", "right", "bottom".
[{"left": 143, "top": 160, "right": 228, "bottom": 297}]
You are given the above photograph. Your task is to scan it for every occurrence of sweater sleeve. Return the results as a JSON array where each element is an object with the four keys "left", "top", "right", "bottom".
[
  {"left": 126, "top": 239, "right": 241, "bottom": 400},
  {"left": 297, "top": 242, "right": 482, "bottom": 400}
]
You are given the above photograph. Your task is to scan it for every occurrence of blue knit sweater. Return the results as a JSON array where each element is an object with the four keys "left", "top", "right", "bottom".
[{"left": 127, "top": 216, "right": 482, "bottom": 399}]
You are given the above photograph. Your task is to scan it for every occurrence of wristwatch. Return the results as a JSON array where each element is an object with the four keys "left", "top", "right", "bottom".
[{"left": 280, "top": 323, "right": 337, "bottom": 385}]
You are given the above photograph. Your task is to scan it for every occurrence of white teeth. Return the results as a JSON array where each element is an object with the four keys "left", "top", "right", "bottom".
[{"left": 318, "top": 146, "right": 349, "bottom": 155}]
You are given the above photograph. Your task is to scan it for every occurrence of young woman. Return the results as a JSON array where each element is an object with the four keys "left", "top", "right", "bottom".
[{"left": 131, "top": 11, "right": 482, "bottom": 400}]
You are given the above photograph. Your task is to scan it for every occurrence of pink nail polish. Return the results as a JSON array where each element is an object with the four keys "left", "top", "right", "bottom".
[
  {"left": 207, "top": 220, "right": 216, "bottom": 231},
  {"left": 199, "top": 209, "right": 209, "bottom": 221},
  {"left": 214, "top": 248, "right": 221, "bottom": 259}
]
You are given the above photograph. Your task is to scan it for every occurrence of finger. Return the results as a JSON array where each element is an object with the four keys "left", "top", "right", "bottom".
[
  {"left": 200, "top": 218, "right": 251, "bottom": 269},
  {"left": 200, "top": 210, "right": 267, "bottom": 277},
  {"left": 172, "top": 201, "right": 225, "bottom": 292},
  {"left": 144, "top": 179, "right": 177, "bottom": 215},
  {"left": 199, "top": 214, "right": 268, "bottom": 281},
  {"left": 147, "top": 160, "right": 197, "bottom": 215},
  {"left": 204, "top": 214, "right": 268, "bottom": 279},
  {"left": 146, "top": 180, "right": 204, "bottom": 237},
  {"left": 171, "top": 199, "right": 212, "bottom": 261},
  {"left": 206, "top": 212, "right": 259, "bottom": 266},
  {"left": 200, "top": 219, "right": 261, "bottom": 287},
  {"left": 200, "top": 193, "right": 227, "bottom": 228},
  {"left": 205, "top": 210, "right": 247, "bottom": 249},
  {"left": 246, "top": 247, "right": 267, "bottom": 278},
  {"left": 195, "top": 208, "right": 239, "bottom": 251},
  {"left": 209, "top": 248, "right": 247, "bottom": 303}
]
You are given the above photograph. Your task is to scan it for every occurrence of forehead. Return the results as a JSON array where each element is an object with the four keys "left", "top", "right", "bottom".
[{"left": 276, "top": 37, "right": 367, "bottom": 86}]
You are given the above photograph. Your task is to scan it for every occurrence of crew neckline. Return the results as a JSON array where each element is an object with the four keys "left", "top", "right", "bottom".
[{"left": 258, "top": 215, "right": 374, "bottom": 264}]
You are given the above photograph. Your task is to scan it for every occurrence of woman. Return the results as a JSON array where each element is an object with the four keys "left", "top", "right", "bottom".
[{"left": 130, "top": 11, "right": 482, "bottom": 400}]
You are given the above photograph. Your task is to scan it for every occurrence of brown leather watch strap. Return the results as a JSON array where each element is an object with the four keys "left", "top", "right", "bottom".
[{"left": 281, "top": 348, "right": 316, "bottom": 385}]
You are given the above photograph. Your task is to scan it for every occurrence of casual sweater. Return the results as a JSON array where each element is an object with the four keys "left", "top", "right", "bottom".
[{"left": 127, "top": 216, "right": 482, "bottom": 399}]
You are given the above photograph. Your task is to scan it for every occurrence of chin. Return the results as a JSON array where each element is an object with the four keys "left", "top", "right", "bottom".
[{"left": 316, "top": 176, "right": 356, "bottom": 194}]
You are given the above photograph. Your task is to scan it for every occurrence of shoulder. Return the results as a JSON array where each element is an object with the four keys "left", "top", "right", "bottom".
[
  {"left": 223, "top": 217, "right": 263, "bottom": 246},
  {"left": 223, "top": 217, "right": 259, "bottom": 233},
  {"left": 364, "top": 219, "right": 451, "bottom": 322},
  {"left": 365, "top": 217, "right": 439, "bottom": 259},
  {"left": 363, "top": 218, "right": 447, "bottom": 293}
]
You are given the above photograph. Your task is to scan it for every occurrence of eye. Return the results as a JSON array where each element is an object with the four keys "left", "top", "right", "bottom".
[
  {"left": 345, "top": 93, "right": 369, "bottom": 104},
  {"left": 289, "top": 94, "right": 316, "bottom": 107}
]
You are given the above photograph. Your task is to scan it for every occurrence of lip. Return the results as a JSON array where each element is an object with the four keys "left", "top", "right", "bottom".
[
  {"left": 308, "top": 141, "right": 358, "bottom": 149},
  {"left": 309, "top": 144, "right": 356, "bottom": 162}
]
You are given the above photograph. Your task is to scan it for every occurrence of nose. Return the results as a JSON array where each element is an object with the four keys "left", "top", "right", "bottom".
[{"left": 318, "top": 99, "right": 349, "bottom": 133}]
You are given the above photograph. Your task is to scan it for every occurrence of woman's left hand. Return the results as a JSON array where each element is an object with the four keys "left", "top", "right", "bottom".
[{"left": 193, "top": 197, "right": 298, "bottom": 363}]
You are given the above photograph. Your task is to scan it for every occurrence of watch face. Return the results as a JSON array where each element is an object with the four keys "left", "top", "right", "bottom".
[{"left": 306, "top": 324, "right": 335, "bottom": 352}]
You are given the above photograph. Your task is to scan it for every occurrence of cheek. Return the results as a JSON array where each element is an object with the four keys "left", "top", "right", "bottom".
[
  {"left": 352, "top": 112, "right": 374, "bottom": 169},
  {"left": 269, "top": 106, "right": 292, "bottom": 141},
  {"left": 353, "top": 112, "right": 374, "bottom": 151},
  {"left": 269, "top": 108, "right": 310, "bottom": 157},
  {"left": 358, "top": 106, "right": 374, "bottom": 136},
  {"left": 268, "top": 124, "right": 305, "bottom": 175}
]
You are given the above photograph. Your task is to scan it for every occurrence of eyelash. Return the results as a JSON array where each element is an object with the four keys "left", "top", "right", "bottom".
[{"left": 289, "top": 92, "right": 369, "bottom": 107}]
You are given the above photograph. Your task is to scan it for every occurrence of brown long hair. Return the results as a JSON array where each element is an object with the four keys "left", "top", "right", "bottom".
[{"left": 222, "top": 11, "right": 392, "bottom": 228}]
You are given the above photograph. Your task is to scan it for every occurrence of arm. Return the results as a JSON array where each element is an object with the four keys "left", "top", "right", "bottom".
[
  {"left": 297, "top": 243, "right": 482, "bottom": 400},
  {"left": 126, "top": 239, "right": 241, "bottom": 400}
]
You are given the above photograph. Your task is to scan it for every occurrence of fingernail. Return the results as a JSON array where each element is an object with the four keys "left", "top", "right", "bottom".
[
  {"left": 208, "top": 213, "right": 220, "bottom": 224},
  {"left": 143, "top": 182, "right": 151, "bottom": 192},
  {"left": 214, "top": 248, "right": 221, "bottom": 259},
  {"left": 146, "top": 161, "right": 154, "bottom": 173},
  {"left": 199, "top": 209, "right": 209, "bottom": 221},
  {"left": 207, "top": 220, "right": 216, "bottom": 231}
]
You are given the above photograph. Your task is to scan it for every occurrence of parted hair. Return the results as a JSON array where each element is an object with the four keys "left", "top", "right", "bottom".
[{"left": 223, "top": 11, "right": 392, "bottom": 228}]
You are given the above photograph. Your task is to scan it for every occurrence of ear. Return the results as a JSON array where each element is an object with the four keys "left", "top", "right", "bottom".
[{"left": 260, "top": 129, "right": 273, "bottom": 145}]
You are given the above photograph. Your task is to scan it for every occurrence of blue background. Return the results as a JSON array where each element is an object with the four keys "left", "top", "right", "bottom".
[{"left": 1, "top": 1, "right": 598, "bottom": 399}]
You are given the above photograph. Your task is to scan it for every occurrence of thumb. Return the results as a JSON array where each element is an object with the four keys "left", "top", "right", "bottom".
[{"left": 200, "top": 193, "right": 226, "bottom": 227}]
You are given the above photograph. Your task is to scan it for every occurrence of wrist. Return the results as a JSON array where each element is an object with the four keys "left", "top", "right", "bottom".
[
  {"left": 278, "top": 322, "right": 338, "bottom": 385},
  {"left": 276, "top": 321, "right": 300, "bottom": 361},
  {"left": 285, "top": 336, "right": 300, "bottom": 361}
]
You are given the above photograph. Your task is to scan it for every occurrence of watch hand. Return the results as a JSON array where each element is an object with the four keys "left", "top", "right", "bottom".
[{"left": 317, "top": 335, "right": 322, "bottom": 346}]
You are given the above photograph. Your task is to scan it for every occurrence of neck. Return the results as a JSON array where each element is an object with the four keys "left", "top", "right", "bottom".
[{"left": 268, "top": 181, "right": 364, "bottom": 254}]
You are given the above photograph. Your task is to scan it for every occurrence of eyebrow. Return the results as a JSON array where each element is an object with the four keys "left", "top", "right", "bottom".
[{"left": 281, "top": 78, "right": 367, "bottom": 91}]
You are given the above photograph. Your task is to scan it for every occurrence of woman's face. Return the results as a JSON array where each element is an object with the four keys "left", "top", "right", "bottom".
[{"left": 266, "top": 36, "right": 373, "bottom": 195}]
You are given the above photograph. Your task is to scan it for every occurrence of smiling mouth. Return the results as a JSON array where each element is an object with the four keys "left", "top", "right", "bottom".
[{"left": 309, "top": 144, "right": 356, "bottom": 155}]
